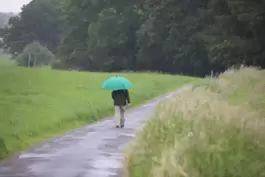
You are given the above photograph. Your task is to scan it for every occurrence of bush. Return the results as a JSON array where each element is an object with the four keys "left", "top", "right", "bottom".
[
  {"left": 17, "top": 41, "right": 55, "bottom": 67},
  {"left": 124, "top": 67, "right": 265, "bottom": 177}
]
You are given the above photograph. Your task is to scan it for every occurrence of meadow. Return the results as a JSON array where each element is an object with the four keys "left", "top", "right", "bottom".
[
  {"left": 124, "top": 67, "right": 265, "bottom": 177},
  {"left": 0, "top": 54, "right": 16, "bottom": 66},
  {"left": 0, "top": 64, "right": 196, "bottom": 159}
]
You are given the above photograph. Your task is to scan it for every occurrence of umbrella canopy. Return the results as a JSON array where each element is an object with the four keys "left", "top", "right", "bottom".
[{"left": 102, "top": 76, "right": 132, "bottom": 90}]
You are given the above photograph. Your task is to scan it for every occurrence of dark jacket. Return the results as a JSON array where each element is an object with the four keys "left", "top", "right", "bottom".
[{"left": 111, "top": 89, "right": 131, "bottom": 106}]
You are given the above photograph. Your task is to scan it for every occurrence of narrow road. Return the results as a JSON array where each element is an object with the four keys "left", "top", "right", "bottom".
[{"left": 0, "top": 86, "right": 190, "bottom": 177}]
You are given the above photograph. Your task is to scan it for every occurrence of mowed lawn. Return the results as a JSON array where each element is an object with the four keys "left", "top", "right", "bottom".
[{"left": 0, "top": 66, "right": 197, "bottom": 159}]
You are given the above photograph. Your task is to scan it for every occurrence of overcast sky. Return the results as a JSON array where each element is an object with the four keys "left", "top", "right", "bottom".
[{"left": 0, "top": 0, "right": 32, "bottom": 12}]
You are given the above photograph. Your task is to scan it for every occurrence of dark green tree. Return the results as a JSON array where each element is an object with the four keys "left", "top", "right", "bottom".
[
  {"left": 0, "top": 0, "right": 64, "bottom": 56},
  {"left": 8, "top": 0, "right": 262, "bottom": 75},
  {"left": 0, "top": 12, "right": 15, "bottom": 28},
  {"left": 59, "top": 0, "right": 140, "bottom": 71}
]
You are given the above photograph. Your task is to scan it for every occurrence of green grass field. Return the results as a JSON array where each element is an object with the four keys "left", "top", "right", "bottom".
[
  {"left": 0, "top": 55, "right": 16, "bottom": 66},
  {"left": 0, "top": 66, "right": 197, "bottom": 159},
  {"left": 124, "top": 67, "right": 265, "bottom": 177}
]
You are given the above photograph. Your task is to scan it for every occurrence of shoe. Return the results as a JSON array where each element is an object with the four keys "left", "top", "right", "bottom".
[
  {"left": 116, "top": 125, "right": 120, "bottom": 128},
  {"left": 120, "top": 119, "right": 125, "bottom": 128}
]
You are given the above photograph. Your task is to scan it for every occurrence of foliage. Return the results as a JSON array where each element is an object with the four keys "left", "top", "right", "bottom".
[
  {"left": 0, "top": 0, "right": 64, "bottom": 55},
  {"left": 86, "top": 7, "right": 140, "bottom": 71},
  {"left": 16, "top": 41, "right": 55, "bottom": 67},
  {"left": 0, "top": 66, "right": 196, "bottom": 159},
  {"left": 58, "top": 0, "right": 265, "bottom": 76},
  {"left": 124, "top": 67, "right": 265, "bottom": 177},
  {"left": 0, "top": 13, "right": 15, "bottom": 50},
  {"left": 1, "top": 0, "right": 265, "bottom": 76},
  {"left": 0, "top": 12, "right": 14, "bottom": 28}
]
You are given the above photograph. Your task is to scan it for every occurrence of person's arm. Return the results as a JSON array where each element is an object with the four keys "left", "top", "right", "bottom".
[{"left": 125, "top": 89, "right": 131, "bottom": 104}]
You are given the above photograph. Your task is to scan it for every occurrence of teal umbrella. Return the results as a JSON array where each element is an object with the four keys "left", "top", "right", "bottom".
[{"left": 102, "top": 76, "right": 132, "bottom": 90}]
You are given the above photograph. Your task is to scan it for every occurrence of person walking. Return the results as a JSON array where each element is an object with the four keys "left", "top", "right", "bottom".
[{"left": 111, "top": 89, "right": 131, "bottom": 128}]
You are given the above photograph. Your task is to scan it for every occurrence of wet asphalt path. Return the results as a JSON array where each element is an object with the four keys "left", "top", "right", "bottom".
[{"left": 0, "top": 85, "right": 190, "bottom": 177}]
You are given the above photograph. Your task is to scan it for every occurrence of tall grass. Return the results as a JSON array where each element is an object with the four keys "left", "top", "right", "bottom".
[
  {"left": 124, "top": 67, "right": 265, "bottom": 177},
  {"left": 0, "top": 66, "right": 196, "bottom": 159}
]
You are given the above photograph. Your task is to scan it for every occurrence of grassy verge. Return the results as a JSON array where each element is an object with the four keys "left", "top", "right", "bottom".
[
  {"left": 124, "top": 67, "right": 265, "bottom": 177},
  {"left": 0, "top": 66, "right": 197, "bottom": 159}
]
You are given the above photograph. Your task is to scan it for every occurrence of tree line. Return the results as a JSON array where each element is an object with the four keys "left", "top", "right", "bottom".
[
  {"left": 0, "top": 12, "right": 15, "bottom": 28},
  {"left": 0, "top": 0, "right": 264, "bottom": 76}
]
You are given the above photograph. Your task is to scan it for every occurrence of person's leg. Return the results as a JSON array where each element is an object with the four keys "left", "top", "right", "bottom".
[
  {"left": 120, "top": 106, "right": 125, "bottom": 128},
  {"left": 114, "top": 106, "right": 121, "bottom": 128}
]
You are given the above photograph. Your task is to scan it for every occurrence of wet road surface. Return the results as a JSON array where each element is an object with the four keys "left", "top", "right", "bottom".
[{"left": 0, "top": 86, "right": 190, "bottom": 177}]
